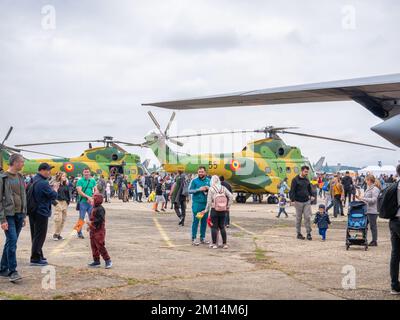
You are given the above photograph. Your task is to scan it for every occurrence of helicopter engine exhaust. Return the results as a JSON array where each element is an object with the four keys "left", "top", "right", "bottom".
[{"left": 371, "top": 114, "right": 400, "bottom": 148}]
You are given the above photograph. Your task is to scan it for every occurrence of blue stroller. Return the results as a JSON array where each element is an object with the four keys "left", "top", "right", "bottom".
[{"left": 346, "top": 201, "right": 368, "bottom": 251}]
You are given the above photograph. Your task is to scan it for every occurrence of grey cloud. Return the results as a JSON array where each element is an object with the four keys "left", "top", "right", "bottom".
[{"left": 0, "top": 0, "right": 400, "bottom": 166}]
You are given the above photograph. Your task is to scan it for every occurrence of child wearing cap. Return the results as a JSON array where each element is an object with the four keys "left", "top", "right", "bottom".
[
  {"left": 87, "top": 194, "right": 112, "bottom": 269},
  {"left": 313, "top": 204, "right": 331, "bottom": 241}
]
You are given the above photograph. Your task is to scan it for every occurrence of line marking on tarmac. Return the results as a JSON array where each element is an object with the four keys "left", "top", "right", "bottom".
[
  {"left": 50, "top": 230, "right": 77, "bottom": 256},
  {"left": 231, "top": 222, "right": 255, "bottom": 236},
  {"left": 153, "top": 217, "right": 175, "bottom": 248}
]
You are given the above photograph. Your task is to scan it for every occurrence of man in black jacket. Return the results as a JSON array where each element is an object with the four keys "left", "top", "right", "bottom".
[
  {"left": 29, "top": 163, "right": 58, "bottom": 266},
  {"left": 289, "top": 166, "right": 314, "bottom": 240},
  {"left": 171, "top": 171, "right": 187, "bottom": 226},
  {"left": 389, "top": 164, "right": 400, "bottom": 295},
  {"left": 341, "top": 171, "right": 354, "bottom": 207}
]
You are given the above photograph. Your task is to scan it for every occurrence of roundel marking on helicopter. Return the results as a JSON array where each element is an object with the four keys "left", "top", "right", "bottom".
[
  {"left": 64, "top": 163, "right": 75, "bottom": 173},
  {"left": 230, "top": 160, "right": 241, "bottom": 171}
]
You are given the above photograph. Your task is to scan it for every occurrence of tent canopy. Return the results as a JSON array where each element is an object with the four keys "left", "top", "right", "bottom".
[{"left": 359, "top": 165, "right": 397, "bottom": 176}]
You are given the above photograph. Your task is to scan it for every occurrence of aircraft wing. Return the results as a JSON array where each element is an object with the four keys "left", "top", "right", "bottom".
[{"left": 143, "top": 73, "right": 400, "bottom": 120}]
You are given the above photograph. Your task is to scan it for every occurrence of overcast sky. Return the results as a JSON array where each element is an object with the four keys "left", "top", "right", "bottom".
[{"left": 1, "top": 0, "right": 400, "bottom": 168}]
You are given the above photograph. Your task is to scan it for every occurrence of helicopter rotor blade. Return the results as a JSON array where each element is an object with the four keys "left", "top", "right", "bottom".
[
  {"left": 1, "top": 127, "right": 14, "bottom": 147},
  {"left": 168, "top": 130, "right": 257, "bottom": 139},
  {"left": 279, "top": 130, "right": 396, "bottom": 151},
  {"left": 147, "top": 111, "right": 164, "bottom": 136},
  {"left": 113, "top": 141, "right": 146, "bottom": 147},
  {"left": 168, "top": 138, "right": 184, "bottom": 147},
  {"left": 164, "top": 112, "right": 176, "bottom": 136},
  {"left": 16, "top": 140, "right": 104, "bottom": 147},
  {"left": 4, "top": 146, "right": 66, "bottom": 158}
]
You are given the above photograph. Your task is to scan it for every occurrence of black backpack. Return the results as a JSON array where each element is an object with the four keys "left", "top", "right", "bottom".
[
  {"left": 378, "top": 182, "right": 400, "bottom": 219},
  {"left": 26, "top": 180, "right": 39, "bottom": 216}
]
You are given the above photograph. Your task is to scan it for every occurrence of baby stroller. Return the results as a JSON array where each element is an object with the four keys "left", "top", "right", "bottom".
[{"left": 346, "top": 201, "right": 368, "bottom": 251}]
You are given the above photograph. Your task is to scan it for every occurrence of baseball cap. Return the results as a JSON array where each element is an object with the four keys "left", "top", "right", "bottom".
[
  {"left": 319, "top": 204, "right": 326, "bottom": 209},
  {"left": 38, "top": 163, "right": 54, "bottom": 171}
]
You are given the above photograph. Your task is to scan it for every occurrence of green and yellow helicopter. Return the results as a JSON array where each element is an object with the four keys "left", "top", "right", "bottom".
[
  {"left": 0, "top": 127, "right": 146, "bottom": 181},
  {"left": 141, "top": 112, "right": 394, "bottom": 203}
]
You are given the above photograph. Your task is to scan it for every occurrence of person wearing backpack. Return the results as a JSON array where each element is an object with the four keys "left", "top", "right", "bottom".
[
  {"left": 387, "top": 165, "right": 400, "bottom": 295},
  {"left": 201, "top": 175, "right": 233, "bottom": 249},
  {"left": 170, "top": 171, "right": 187, "bottom": 226},
  {"left": 0, "top": 154, "right": 27, "bottom": 283}
]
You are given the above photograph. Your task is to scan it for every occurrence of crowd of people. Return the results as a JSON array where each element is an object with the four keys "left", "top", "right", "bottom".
[
  {"left": 0, "top": 155, "right": 112, "bottom": 283},
  {"left": 1, "top": 154, "right": 400, "bottom": 295},
  {"left": 287, "top": 164, "right": 400, "bottom": 295}
]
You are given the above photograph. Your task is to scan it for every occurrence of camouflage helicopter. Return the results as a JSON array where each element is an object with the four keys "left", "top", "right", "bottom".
[
  {"left": 0, "top": 127, "right": 146, "bottom": 181},
  {"left": 140, "top": 112, "right": 394, "bottom": 204}
]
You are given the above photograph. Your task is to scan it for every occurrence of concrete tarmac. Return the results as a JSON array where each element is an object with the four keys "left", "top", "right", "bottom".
[{"left": 0, "top": 199, "right": 397, "bottom": 300}]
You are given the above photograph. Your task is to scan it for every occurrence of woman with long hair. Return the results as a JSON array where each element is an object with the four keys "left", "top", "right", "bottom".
[
  {"left": 53, "top": 172, "right": 71, "bottom": 241},
  {"left": 356, "top": 175, "right": 381, "bottom": 246}
]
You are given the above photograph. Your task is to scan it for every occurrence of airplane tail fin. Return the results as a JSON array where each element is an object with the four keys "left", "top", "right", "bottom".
[{"left": 314, "top": 157, "right": 325, "bottom": 172}]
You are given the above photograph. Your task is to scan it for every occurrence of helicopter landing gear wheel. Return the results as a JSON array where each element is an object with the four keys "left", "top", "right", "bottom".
[
  {"left": 236, "top": 194, "right": 247, "bottom": 204},
  {"left": 267, "top": 195, "right": 279, "bottom": 204}
]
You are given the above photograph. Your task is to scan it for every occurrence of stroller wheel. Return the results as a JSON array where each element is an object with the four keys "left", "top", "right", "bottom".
[
  {"left": 346, "top": 245, "right": 350, "bottom": 251},
  {"left": 365, "top": 246, "right": 368, "bottom": 251}
]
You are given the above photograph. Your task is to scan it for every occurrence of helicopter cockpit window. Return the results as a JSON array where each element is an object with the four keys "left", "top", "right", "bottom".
[
  {"left": 265, "top": 167, "right": 271, "bottom": 174},
  {"left": 286, "top": 167, "right": 291, "bottom": 173},
  {"left": 112, "top": 154, "right": 119, "bottom": 161},
  {"left": 278, "top": 148, "right": 285, "bottom": 156},
  {"left": 294, "top": 167, "right": 299, "bottom": 174}
]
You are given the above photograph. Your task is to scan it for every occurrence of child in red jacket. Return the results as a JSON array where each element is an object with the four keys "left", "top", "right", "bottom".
[{"left": 87, "top": 194, "right": 112, "bottom": 269}]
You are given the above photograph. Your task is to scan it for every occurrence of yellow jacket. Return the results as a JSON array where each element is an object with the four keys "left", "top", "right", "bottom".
[{"left": 332, "top": 183, "right": 343, "bottom": 196}]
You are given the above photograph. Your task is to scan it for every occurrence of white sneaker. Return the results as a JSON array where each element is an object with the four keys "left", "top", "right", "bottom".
[
  {"left": 212, "top": 245, "right": 218, "bottom": 249},
  {"left": 391, "top": 288, "right": 400, "bottom": 295}
]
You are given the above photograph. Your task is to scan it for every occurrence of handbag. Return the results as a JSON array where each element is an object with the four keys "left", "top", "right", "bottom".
[{"left": 75, "top": 179, "right": 91, "bottom": 211}]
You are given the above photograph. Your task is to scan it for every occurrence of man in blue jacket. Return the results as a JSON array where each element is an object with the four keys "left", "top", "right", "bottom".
[
  {"left": 29, "top": 163, "right": 58, "bottom": 266},
  {"left": 189, "top": 167, "right": 210, "bottom": 246}
]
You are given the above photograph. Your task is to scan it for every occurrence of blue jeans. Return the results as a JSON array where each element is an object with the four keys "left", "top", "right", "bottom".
[
  {"left": 192, "top": 203, "right": 208, "bottom": 240},
  {"left": 1, "top": 213, "right": 25, "bottom": 273},
  {"left": 319, "top": 228, "right": 327, "bottom": 240},
  {"left": 78, "top": 202, "right": 93, "bottom": 235}
]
